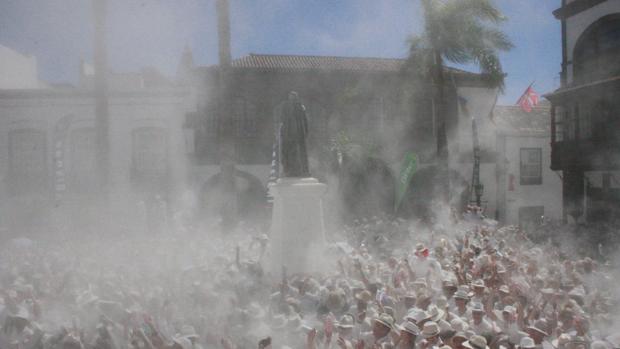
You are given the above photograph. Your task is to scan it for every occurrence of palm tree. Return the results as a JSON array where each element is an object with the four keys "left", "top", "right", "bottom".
[{"left": 406, "top": 0, "right": 512, "bottom": 200}]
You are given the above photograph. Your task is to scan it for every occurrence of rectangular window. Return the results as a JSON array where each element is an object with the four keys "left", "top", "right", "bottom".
[{"left": 520, "top": 148, "right": 542, "bottom": 185}]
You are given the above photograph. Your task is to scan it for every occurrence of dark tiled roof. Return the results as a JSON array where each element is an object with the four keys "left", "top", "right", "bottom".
[
  {"left": 227, "top": 53, "right": 475, "bottom": 76},
  {"left": 231, "top": 54, "right": 403, "bottom": 72},
  {"left": 493, "top": 104, "right": 551, "bottom": 135}
]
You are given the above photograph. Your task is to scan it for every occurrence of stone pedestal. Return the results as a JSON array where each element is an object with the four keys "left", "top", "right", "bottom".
[{"left": 269, "top": 177, "right": 327, "bottom": 274}]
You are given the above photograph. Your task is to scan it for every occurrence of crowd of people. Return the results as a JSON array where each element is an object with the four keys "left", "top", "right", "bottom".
[{"left": 0, "top": 211, "right": 619, "bottom": 349}]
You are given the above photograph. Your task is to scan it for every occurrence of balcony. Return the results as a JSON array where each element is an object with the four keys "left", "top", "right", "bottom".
[{"left": 551, "top": 138, "right": 620, "bottom": 170}]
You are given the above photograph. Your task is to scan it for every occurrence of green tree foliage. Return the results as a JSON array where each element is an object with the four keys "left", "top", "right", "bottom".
[{"left": 405, "top": 0, "right": 512, "bottom": 198}]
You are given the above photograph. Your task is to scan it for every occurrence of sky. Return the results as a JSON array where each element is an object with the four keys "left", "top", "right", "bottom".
[{"left": 0, "top": 0, "right": 562, "bottom": 104}]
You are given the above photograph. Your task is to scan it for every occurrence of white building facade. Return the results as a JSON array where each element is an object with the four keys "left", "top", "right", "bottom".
[
  {"left": 494, "top": 105, "right": 563, "bottom": 227},
  {"left": 0, "top": 44, "right": 195, "bottom": 236}
]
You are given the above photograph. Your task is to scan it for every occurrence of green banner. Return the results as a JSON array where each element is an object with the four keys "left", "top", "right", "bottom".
[{"left": 395, "top": 152, "right": 418, "bottom": 212}]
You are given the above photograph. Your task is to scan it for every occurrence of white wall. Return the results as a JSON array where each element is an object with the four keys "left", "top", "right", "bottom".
[
  {"left": 0, "top": 89, "right": 193, "bottom": 235},
  {"left": 0, "top": 45, "right": 40, "bottom": 89},
  {"left": 500, "top": 134, "right": 563, "bottom": 225}
]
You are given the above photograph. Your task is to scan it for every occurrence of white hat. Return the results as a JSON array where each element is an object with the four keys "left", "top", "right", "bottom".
[
  {"left": 438, "top": 319, "right": 455, "bottom": 336},
  {"left": 435, "top": 296, "right": 448, "bottom": 309},
  {"left": 472, "top": 280, "right": 485, "bottom": 289},
  {"left": 464, "top": 335, "right": 489, "bottom": 349},
  {"left": 397, "top": 321, "right": 420, "bottom": 336},
  {"left": 454, "top": 290, "right": 471, "bottom": 300},
  {"left": 503, "top": 305, "right": 516, "bottom": 315},
  {"left": 518, "top": 337, "right": 536, "bottom": 349},
  {"left": 428, "top": 305, "right": 445, "bottom": 322},
  {"left": 470, "top": 302, "right": 485, "bottom": 313},
  {"left": 373, "top": 313, "right": 395, "bottom": 330},
  {"left": 450, "top": 318, "right": 469, "bottom": 332},
  {"left": 413, "top": 278, "right": 428, "bottom": 287},
  {"left": 336, "top": 314, "right": 355, "bottom": 329},
  {"left": 526, "top": 319, "right": 549, "bottom": 336},
  {"left": 404, "top": 309, "right": 430, "bottom": 323},
  {"left": 421, "top": 321, "right": 440, "bottom": 338},
  {"left": 173, "top": 337, "right": 193, "bottom": 349}
]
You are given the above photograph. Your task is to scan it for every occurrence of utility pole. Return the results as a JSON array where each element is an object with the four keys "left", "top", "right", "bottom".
[
  {"left": 216, "top": 0, "right": 233, "bottom": 158},
  {"left": 93, "top": 0, "right": 110, "bottom": 209},
  {"left": 216, "top": 0, "right": 237, "bottom": 231}
]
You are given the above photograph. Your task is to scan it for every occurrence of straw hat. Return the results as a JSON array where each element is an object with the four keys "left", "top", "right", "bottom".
[
  {"left": 470, "top": 302, "right": 485, "bottom": 313},
  {"left": 526, "top": 319, "right": 549, "bottom": 336},
  {"left": 464, "top": 335, "right": 489, "bottom": 349},
  {"left": 472, "top": 279, "right": 485, "bottom": 289},
  {"left": 373, "top": 313, "right": 395, "bottom": 330},
  {"left": 500, "top": 305, "right": 516, "bottom": 319},
  {"left": 451, "top": 318, "right": 469, "bottom": 332},
  {"left": 435, "top": 296, "right": 448, "bottom": 309},
  {"left": 518, "top": 337, "right": 536, "bottom": 349},
  {"left": 438, "top": 319, "right": 456, "bottom": 338},
  {"left": 397, "top": 321, "right": 420, "bottom": 336},
  {"left": 443, "top": 279, "right": 457, "bottom": 290},
  {"left": 355, "top": 290, "right": 372, "bottom": 303},
  {"left": 412, "top": 277, "right": 427, "bottom": 285},
  {"left": 428, "top": 305, "right": 445, "bottom": 322},
  {"left": 404, "top": 309, "right": 431, "bottom": 323},
  {"left": 421, "top": 321, "right": 440, "bottom": 338},
  {"left": 551, "top": 333, "right": 572, "bottom": 349},
  {"left": 403, "top": 293, "right": 417, "bottom": 304},
  {"left": 336, "top": 314, "right": 355, "bottom": 329},
  {"left": 454, "top": 332, "right": 469, "bottom": 341}
]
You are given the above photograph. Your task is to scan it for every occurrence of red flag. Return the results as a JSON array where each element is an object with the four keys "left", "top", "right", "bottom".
[{"left": 516, "top": 85, "right": 539, "bottom": 113}]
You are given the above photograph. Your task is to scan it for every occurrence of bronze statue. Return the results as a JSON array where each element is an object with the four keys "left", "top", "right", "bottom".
[{"left": 279, "top": 91, "right": 310, "bottom": 177}]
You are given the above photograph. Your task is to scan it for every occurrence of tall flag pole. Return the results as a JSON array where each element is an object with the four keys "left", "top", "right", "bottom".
[{"left": 516, "top": 81, "right": 539, "bottom": 113}]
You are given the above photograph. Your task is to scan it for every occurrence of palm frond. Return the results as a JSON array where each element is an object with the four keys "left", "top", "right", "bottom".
[
  {"left": 441, "top": 0, "right": 506, "bottom": 24},
  {"left": 480, "top": 27, "right": 514, "bottom": 51},
  {"left": 474, "top": 49, "right": 506, "bottom": 90}
]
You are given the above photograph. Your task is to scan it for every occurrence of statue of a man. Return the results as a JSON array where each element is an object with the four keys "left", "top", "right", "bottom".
[{"left": 279, "top": 91, "right": 310, "bottom": 177}]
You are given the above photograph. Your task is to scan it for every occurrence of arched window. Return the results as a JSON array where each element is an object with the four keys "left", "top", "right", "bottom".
[
  {"left": 8, "top": 129, "right": 47, "bottom": 195},
  {"left": 573, "top": 14, "right": 620, "bottom": 83}
]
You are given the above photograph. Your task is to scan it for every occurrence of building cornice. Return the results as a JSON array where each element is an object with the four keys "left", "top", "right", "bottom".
[
  {"left": 553, "top": 0, "right": 607, "bottom": 19},
  {"left": 0, "top": 88, "right": 190, "bottom": 100}
]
